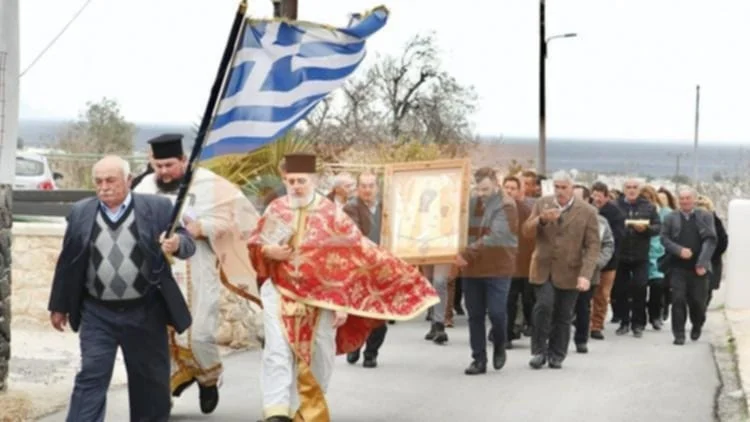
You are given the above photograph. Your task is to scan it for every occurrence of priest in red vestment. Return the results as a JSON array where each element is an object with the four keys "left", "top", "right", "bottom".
[{"left": 248, "top": 153, "right": 439, "bottom": 422}]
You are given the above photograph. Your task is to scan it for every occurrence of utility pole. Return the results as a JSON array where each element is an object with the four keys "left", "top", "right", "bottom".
[
  {"left": 0, "top": 0, "right": 20, "bottom": 392},
  {"left": 537, "top": 0, "right": 576, "bottom": 176},
  {"left": 692, "top": 84, "right": 700, "bottom": 187},
  {"left": 272, "top": 0, "right": 298, "bottom": 19},
  {"left": 538, "top": 0, "right": 546, "bottom": 175},
  {"left": 668, "top": 152, "right": 689, "bottom": 191}
]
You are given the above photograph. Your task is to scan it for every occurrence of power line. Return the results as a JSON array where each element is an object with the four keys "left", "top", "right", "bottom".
[{"left": 19, "top": 0, "right": 95, "bottom": 78}]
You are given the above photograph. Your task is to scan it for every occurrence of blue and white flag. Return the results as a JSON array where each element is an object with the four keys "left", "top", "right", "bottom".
[{"left": 199, "top": 6, "right": 389, "bottom": 161}]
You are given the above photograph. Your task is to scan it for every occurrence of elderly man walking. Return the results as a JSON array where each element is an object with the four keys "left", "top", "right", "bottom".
[
  {"left": 523, "top": 171, "right": 600, "bottom": 369},
  {"left": 48, "top": 155, "right": 196, "bottom": 421},
  {"left": 660, "top": 188, "right": 717, "bottom": 345}
]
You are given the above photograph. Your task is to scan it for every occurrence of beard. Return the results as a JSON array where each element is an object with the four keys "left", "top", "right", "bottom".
[
  {"left": 289, "top": 192, "right": 315, "bottom": 209},
  {"left": 156, "top": 177, "right": 183, "bottom": 193}
]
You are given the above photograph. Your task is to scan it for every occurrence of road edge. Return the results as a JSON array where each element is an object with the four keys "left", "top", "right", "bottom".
[{"left": 709, "top": 309, "right": 748, "bottom": 422}]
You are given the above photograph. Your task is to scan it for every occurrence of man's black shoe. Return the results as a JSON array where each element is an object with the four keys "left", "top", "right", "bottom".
[
  {"left": 691, "top": 326, "right": 702, "bottom": 341},
  {"left": 548, "top": 357, "right": 563, "bottom": 369},
  {"left": 651, "top": 319, "right": 663, "bottom": 330},
  {"left": 633, "top": 327, "right": 644, "bottom": 338},
  {"left": 424, "top": 323, "right": 437, "bottom": 341},
  {"left": 172, "top": 378, "right": 196, "bottom": 397},
  {"left": 615, "top": 325, "right": 630, "bottom": 336},
  {"left": 576, "top": 343, "right": 588, "bottom": 353},
  {"left": 590, "top": 330, "right": 604, "bottom": 340},
  {"left": 199, "top": 384, "right": 219, "bottom": 414},
  {"left": 347, "top": 350, "right": 360, "bottom": 364},
  {"left": 363, "top": 357, "right": 377, "bottom": 368},
  {"left": 464, "top": 360, "right": 487, "bottom": 375},
  {"left": 433, "top": 322, "right": 448, "bottom": 345},
  {"left": 674, "top": 337, "right": 686, "bottom": 345},
  {"left": 529, "top": 354, "right": 546, "bottom": 369},
  {"left": 492, "top": 344, "right": 507, "bottom": 370}
]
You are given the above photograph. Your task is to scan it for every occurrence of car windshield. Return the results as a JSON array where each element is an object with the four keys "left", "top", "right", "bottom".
[{"left": 15, "top": 157, "right": 45, "bottom": 176}]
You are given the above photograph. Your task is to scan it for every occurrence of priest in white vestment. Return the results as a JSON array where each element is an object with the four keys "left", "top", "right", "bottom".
[{"left": 134, "top": 133, "right": 260, "bottom": 414}]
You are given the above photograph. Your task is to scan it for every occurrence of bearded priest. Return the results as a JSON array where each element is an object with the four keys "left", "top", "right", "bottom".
[
  {"left": 249, "top": 153, "right": 439, "bottom": 422},
  {"left": 134, "top": 133, "right": 261, "bottom": 414}
]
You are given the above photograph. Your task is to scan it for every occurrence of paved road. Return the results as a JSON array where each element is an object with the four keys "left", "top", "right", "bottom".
[{"left": 42, "top": 312, "right": 719, "bottom": 422}]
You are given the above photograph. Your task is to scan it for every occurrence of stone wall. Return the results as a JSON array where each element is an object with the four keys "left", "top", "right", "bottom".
[
  {"left": 0, "top": 185, "right": 11, "bottom": 392},
  {"left": 11, "top": 220, "right": 262, "bottom": 349}
]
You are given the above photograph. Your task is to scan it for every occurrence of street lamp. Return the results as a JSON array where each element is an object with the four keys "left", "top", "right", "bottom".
[{"left": 538, "top": 0, "right": 577, "bottom": 175}]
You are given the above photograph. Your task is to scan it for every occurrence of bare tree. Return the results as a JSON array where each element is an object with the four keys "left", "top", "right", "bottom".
[
  {"left": 55, "top": 98, "right": 136, "bottom": 188},
  {"left": 299, "top": 32, "right": 478, "bottom": 161}
]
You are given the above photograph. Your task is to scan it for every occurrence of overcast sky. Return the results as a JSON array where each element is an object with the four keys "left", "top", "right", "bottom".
[{"left": 17, "top": 0, "right": 750, "bottom": 144}]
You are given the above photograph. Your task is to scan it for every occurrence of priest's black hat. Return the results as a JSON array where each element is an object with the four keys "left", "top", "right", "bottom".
[
  {"left": 284, "top": 153, "right": 316, "bottom": 173},
  {"left": 148, "top": 133, "right": 184, "bottom": 159}
]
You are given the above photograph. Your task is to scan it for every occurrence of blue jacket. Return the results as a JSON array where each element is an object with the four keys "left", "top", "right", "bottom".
[{"left": 648, "top": 206, "right": 671, "bottom": 280}]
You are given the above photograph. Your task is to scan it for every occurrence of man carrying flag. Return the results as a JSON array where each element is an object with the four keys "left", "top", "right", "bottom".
[
  {"left": 249, "top": 153, "right": 438, "bottom": 421},
  {"left": 134, "top": 133, "right": 261, "bottom": 414}
]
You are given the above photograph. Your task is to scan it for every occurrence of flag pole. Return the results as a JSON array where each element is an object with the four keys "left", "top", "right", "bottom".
[{"left": 165, "top": 0, "right": 248, "bottom": 236}]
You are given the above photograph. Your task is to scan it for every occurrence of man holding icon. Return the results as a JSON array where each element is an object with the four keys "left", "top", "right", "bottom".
[{"left": 612, "top": 178, "right": 662, "bottom": 338}]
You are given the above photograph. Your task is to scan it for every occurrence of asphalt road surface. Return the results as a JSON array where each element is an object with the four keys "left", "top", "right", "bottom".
[{"left": 41, "top": 313, "right": 719, "bottom": 422}]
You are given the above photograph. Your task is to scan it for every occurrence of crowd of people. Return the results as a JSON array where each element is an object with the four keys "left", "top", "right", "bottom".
[
  {"left": 410, "top": 169, "right": 728, "bottom": 372},
  {"left": 45, "top": 134, "right": 730, "bottom": 421}
]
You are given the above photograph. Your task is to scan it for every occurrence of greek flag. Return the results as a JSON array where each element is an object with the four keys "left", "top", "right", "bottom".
[{"left": 199, "top": 6, "right": 389, "bottom": 161}]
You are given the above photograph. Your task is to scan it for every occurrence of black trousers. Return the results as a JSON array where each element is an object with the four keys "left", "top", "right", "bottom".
[
  {"left": 66, "top": 296, "right": 170, "bottom": 422},
  {"left": 670, "top": 268, "right": 709, "bottom": 338},
  {"left": 612, "top": 260, "right": 649, "bottom": 328},
  {"left": 573, "top": 286, "right": 596, "bottom": 345},
  {"left": 647, "top": 278, "right": 665, "bottom": 323},
  {"left": 531, "top": 281, "right": 579, "bottom": 361},
  {"left": 507, "top": 277, "right": 534, "bottom": 338},
  {"left": 363, "top": 324, "right": 388, "bottom": 359}
]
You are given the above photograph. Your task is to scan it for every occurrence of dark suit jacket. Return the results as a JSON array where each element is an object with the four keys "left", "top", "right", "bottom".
[
  {"left": 47, "top": 193, "right": 196, "bottom": 333},
  {"left": 343, "top": 198, "right": 381, "bottom": 244},
  {"left": 660, "top": 208, "right": 717, "bottom": 273},
  {"left": 523, "top": 196, "right": 600, "bottom": 290}
]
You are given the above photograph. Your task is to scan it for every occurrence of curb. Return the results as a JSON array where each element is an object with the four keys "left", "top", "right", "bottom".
[{"left": 711, "top": 309, "right": 749, "bottom": 422}]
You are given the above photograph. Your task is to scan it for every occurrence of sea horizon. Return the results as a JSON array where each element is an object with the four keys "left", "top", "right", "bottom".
[{"left": 17, "top": 118, "right": 750, "bottom": 181}]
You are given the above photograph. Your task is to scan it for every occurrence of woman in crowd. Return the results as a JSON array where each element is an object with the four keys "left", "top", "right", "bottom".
[
  {"left": 657, "top": 186, "right": 677, "bottom": 320},
  {"left": 695, "top": 195, "right": 728, "bottom": 307},
  {"left": 641, "top": 185, "right": 670, "bottom": 330}
]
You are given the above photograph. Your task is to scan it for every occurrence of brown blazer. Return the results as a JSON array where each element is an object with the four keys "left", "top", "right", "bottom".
[{"left": 522, "top": 195, "right": 600, "bottom": 290}]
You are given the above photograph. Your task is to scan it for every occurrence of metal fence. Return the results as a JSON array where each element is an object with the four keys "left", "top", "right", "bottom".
[{"left": 12, "top": 190, "right": 94, "bottom": 217}]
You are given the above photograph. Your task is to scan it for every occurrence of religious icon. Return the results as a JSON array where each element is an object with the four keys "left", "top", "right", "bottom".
[
  {"left": 259, "top": 213, "right": 295, "bottom": 245},
  {"left": 380, "top": 159, "right": 471, "bottom": 265}
]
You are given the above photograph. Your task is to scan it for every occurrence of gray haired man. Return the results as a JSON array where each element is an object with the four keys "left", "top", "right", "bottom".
[{"left": 660, "top": 187, "right": 717, "bottom": 345}]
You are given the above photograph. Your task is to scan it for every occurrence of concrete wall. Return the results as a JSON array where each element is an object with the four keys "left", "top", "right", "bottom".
[
  {"left": 11, "top": 221, "right": 262, "bottom": 348},
  {"left": 726, "top": 199, "right": 750, "bottom": 310}
]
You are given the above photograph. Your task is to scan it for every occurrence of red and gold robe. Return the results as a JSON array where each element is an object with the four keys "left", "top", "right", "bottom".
[{"left": 248, "top": 194, "right": 438, "bottom": 420}]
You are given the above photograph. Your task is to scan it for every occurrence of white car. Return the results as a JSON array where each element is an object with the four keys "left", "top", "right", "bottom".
[{"left": 14, "top": 152, "right": 63, "bottom": 190}]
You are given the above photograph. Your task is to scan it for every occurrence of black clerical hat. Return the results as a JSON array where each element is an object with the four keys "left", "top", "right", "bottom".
[
  {"left": 284, "top": 153, "right": 316, "bottom": 173},
  {"left": 148, "top": 133, "right": 184, "bottom": 159}
]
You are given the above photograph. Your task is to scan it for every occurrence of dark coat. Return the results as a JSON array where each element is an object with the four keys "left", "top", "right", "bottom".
[
  {"left": 710, "top": 212, "right": 728, "bottom": 289},
  {"left": 598, "top": 201, "right": 626, "bottom": 271},
  {"left": 616, "top": 196, "right": 661, "bottom": 263},
  {"left": 47, "top": 193, "right": 196, "bottom": 333},
  {"left": 343, "top": 198, "right": 382, "bottom": 244},
  {"left": 659, "top": 208, "right": 717, "bottom": 274}
]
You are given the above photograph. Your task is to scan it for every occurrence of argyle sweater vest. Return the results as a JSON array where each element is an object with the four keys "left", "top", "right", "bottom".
[{"left": 86, "top": 204, "right": 150, "bottom": 301}]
